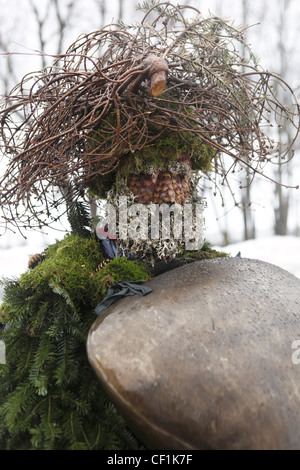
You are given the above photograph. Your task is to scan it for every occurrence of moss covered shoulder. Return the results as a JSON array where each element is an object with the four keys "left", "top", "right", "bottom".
[
  {"left": 1, "top": 235, "right": 227, "bottom": 313},
  {"left": 16, "top": 233, "right": 152, "bottom": 312},
  {"left": 0, "top": 233, "right": 152, "bottom": 450},
  {"left": 183, "top": 241, "right": 228, "bottom": 261},
  {"left": 0, "top": 235, "right": 228, "bottom": 325}
]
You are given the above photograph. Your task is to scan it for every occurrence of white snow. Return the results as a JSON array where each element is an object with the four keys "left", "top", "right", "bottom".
[
  {"left": 213, "top": 236, "right": 300, "bottom": 279},
  {"left": 0, "top": 231, "right": 58, "bottom": 301}
]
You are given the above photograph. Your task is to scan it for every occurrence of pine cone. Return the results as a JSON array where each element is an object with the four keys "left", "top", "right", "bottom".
[
  {"left": 128, "top": 170, "right": 191, "bottom": 205},
  {"left": 28, "top": 253, "right": 45, "bottom": 269},
  {"left": 95, "top": 259, "right": 111, "bottom": 272}
]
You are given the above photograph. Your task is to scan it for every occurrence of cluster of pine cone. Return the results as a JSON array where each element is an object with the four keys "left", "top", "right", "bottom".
[
  {"left": 28, "top": 253, "right": 45, "bottom": 269},
  {"left": 128, "top": 171, "right": 190, "bottom": 205},
  {"left": 127, "top": 153, "right": 191, "bottom": 205}
]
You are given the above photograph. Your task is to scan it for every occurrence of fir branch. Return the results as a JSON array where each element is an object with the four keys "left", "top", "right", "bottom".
[{"left": 67, "top": 200, "right": 92, "bottom": 238}]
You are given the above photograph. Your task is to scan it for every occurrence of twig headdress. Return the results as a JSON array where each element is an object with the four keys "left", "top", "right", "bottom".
[{"left": 0, "top": 1, "right": 299, "bottom": 233}]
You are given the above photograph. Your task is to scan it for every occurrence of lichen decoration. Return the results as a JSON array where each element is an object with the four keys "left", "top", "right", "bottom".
[
  {"left": 104, "top": 173, "right": 207, "bottom": 264},
  {"left": 0, "top": 1, "right": 299, "bottom": 235}
]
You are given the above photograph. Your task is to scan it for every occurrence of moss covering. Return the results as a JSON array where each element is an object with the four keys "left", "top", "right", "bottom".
[
  {"left": 17, "top": 234, "right": 151, "bottom": 310},
  {"left": 0, "top": 234, "right": 151, "bottom": 450},
  {"left": 87, "top": 128, "right": 215, "bottom": 199},
  {"left": 182, "top": 240, "right": 229, "bottom": 261}
]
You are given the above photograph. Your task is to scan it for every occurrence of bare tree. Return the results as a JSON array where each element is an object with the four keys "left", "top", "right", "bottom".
[
  {"left": 118, "top": 0, "right": 124, "bottom": 21},
  {"left": 0, "top": 3, "right": 23, "bottom": 96},
  {"left": 0, "top": 1, "right": 132, "bottom": 95},
  {"left": 240, "top": 0, "right": 256, "bottom": 240},
  {"left": 96, "top": 0, "right": 107, "bottom": 25},
  {"left": 0, "top": 35, "right": 18, "bottom": 96},
  {"left": 273, "top": 0, "right": 294, "bottom": 236},
  {"left": 28, "top": 0, "right": 80, "bottom": 63}
]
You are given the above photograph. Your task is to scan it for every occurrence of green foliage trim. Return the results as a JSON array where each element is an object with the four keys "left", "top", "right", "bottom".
[
  {"left": 67, "top": 200, "right": 93, "bottom": 238},
  {"left": 0, "top": 234, "right": 151, "bottom": 450},
  {"left": 0, "top": 233, "right": 227, "bottom": 450}
]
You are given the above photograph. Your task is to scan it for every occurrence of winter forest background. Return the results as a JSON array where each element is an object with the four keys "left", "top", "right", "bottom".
[{"left": 0, "top": 0, "right": 300, "bottom": 286}]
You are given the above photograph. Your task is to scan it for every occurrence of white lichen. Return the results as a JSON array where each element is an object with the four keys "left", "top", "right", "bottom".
[{"left": 104, "top": 177, "right": 206, "bottom": 264}]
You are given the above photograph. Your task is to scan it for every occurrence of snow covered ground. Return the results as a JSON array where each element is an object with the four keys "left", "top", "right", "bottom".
[
  {"left": 0, "top": 234, "right": 299, "bottom": 302},
  {"left": 214, "top": 236, "right": 300, "bottom": 279}
]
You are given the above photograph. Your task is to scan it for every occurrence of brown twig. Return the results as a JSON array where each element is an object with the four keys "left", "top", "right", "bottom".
[{"left": 0, "top": 2, "right": 299, "bottom": 233}]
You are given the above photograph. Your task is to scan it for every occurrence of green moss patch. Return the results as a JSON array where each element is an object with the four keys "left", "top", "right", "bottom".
[
  {"left": 182, "top": 240, "right": 229, "bottom": 261},
  {"left": 0, "top": 234, "right": 151, "bottom": 450},
  {"left": 87, "top": 129, "right": 216, "bottom": 198}
]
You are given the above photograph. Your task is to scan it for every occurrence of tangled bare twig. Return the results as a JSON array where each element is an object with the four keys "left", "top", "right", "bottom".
[{"left": 0, "top": 1, "right": 299, "bottom": 233}]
